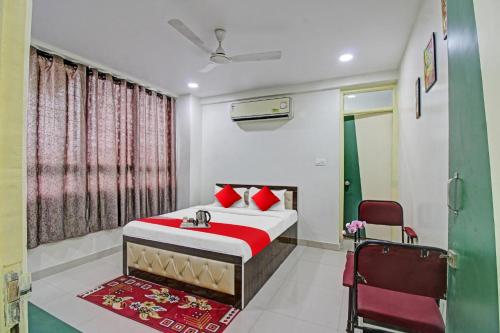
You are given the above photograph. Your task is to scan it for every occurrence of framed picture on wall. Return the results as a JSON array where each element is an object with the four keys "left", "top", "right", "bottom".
[
  {"left": 424, "top": 32, "right": 437, "bottom": 92},
  {"left": 441, "top": 0, "right": 448, "bottom": 40},
  {"left": 416, "top": 77, "right": 421, "bottom": 119}
]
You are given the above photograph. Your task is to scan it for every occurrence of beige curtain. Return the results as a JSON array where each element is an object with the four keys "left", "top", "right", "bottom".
[
  {"left": 27, "top": 48, "right": 176, "bottom": 249},
  {"left": 113, "top": 80, "right": 136, "bottom": 226},
  {"left": 86, "top": 71, "right": 119, "bottom": 232},
  {"left": 135, "top": 89, "right": 176, "bottom": 219},
  {"left": 27, "top": 49, "right": 87, "bottom": 248},
  {"left": 162, "top": 93, "right": 176, "bottom": 212}
]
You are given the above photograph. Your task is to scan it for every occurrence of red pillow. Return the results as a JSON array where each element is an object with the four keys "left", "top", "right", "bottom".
[
  {"left": 251, "top": 186, "right": 280, "bottom": 211},
  {"left": 215, "top": 185, "right": 242, "bottom": 208}
]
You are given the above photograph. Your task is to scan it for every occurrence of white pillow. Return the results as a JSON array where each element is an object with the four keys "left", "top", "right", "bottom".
[
  {"left": 213, "top": 185, "right": 248, "bottom": 208},
  {"left": 248, "top": 187, "right": 287, "bottom": 211}
]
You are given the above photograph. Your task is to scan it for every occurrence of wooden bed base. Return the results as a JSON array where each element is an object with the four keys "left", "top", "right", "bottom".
[
  {"left": 123, "top": 223, "right": 297, "bottom": 309},
  {"left": 123, "top": 184, "right": 298, "bottom": 309}
]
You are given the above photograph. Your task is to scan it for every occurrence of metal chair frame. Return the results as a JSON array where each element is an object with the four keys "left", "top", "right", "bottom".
[
  {"left": 354, "top": 200, "right": 417, "bottom": 244},
  {"left": 347, "top": 240, "right": 447, "bottom": 333}
]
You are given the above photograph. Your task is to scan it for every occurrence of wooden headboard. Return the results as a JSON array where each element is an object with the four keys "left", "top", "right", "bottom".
[{"left": 216, "top": 183, "right": 298, "bottom": 211}]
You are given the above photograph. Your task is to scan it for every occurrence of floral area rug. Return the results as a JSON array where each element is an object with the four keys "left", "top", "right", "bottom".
[{"left": 78, "top": 275, "right": 239, "bottom": 333}]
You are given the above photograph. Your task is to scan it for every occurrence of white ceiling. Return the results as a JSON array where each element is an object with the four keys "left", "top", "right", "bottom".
[{"left": 31, "top": 0, "right": 421, "bottom": 97}]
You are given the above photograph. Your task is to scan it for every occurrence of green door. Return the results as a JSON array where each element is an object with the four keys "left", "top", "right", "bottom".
[
  {"left": 447, "top": 0, "right": 499, "bottom": 331},
  {"left": 343, "top": 111, "right": 394, "bottom": 240},
  {"left": 343, "top": 115, "right": 363, "bottom": 232}
]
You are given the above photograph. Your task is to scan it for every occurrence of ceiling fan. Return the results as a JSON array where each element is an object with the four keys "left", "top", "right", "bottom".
[{"left": 168, "top": 19, "right": 282, "bottom": 73}]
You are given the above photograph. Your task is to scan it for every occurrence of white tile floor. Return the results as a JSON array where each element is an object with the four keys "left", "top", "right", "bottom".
[{"left": 30, "top": 245, "right": 351, "bottom": 333}]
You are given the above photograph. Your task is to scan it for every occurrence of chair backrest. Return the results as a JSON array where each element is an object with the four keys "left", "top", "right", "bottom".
[
  {"left": 354, "top": 240, "right": 447, "bottom": 299},
  {"left": 358, "top": 200, "right": 404, "bottom": 227}
]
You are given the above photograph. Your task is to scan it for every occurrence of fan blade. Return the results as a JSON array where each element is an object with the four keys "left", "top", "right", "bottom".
[
  {"left": 168, "top": 19, "right": 212, "bottom": 54},
  {"left": 199, "top": 63, "right": 218, "bottom": 73},
  {"left": 231, "top": 51, "right": 282, "bottom": 62}
]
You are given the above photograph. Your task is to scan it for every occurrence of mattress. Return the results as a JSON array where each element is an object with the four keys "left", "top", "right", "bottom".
[{"left": 123, "top": 205, "right": 298, "bottom": 262}]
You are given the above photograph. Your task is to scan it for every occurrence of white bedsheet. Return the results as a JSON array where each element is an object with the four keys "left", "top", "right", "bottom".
[{"left": 123, "top": 205, "right": 298, "bottom": 262}]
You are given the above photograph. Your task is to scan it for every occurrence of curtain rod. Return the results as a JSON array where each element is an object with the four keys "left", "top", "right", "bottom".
[
  {"left": 31, "top": 43, "right": 177, "bottom": 99},
  {"left": 37, "top": 49, "right": 79, "bottom": 70},
  {"left": 36, "top": 47, "right": 169, "bottom": 98}
]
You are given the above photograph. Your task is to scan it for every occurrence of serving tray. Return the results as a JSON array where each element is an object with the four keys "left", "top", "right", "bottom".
[{"left": 180, "top": 222, "right": 211, "bottom": 229}]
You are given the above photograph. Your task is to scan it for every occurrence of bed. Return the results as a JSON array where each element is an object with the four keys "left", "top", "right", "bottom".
[{"left": 122, "top": 184, "right": 298, "bottom": 309}]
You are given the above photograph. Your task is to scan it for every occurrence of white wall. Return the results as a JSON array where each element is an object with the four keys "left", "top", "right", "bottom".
[
  {"left": 202, "top": 70, "right": 398, "bottom": 105},
  {"left": 200, "top": 90, "right": 341, "bottom": 245},
  {"left": 28, "top": 228, "right": 122, "bottom": 274},
  {"left": 397, "top": 0, "right": 449, "bottom": 249},
  {"left": 189, "top": 96, "right": 202, "bottom": 206},
  {"left": 176, "top": 94, "right": 202, "bottom": 209},
  {"left": 176, "top": 96, "right": 192, "bottom": 209}
]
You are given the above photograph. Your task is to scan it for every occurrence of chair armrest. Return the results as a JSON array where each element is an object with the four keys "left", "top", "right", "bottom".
[{"left": 404, "top": 227, "right": 418, "bottom": 243}]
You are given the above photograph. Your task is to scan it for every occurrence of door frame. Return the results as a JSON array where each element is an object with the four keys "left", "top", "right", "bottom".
[
  {"left": 0, "top": 0, "right": 32, "bottom": 331},
  {"left": 473, "top": 0, "right": 500, "bottom": 318},
  {"left": 338, "top": 84, "right": 399, "bottom": 243}
]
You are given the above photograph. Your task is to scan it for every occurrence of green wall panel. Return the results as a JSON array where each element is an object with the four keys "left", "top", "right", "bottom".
[{"left": 447, "top": 0, "right": 499, "bottom": 331}]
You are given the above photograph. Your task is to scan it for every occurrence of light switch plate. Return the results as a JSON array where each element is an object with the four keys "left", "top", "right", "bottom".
[
  {"left": 6, "top": 280, "right": 19, "bottom": 303},
  {"left": 315, "top": 158, "right": 328, "bottom": 166}
]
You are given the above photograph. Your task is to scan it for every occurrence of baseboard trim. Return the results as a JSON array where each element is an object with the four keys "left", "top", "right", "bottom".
[
  {"left": 298, "top": 239, "right": 341, "bottom": 251},
  {"left": 31, "top": 239, "right": 340, "bottom": 281},
  {"left": 31, "top": 245, "right": 122, "bottom": 281}
]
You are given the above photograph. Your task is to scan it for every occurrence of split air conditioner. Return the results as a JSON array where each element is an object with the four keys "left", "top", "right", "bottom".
[{"left": 230, "top": 97, "right": 292, "bottom": 122}]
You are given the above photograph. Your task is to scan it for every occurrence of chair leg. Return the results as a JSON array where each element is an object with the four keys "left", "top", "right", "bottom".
[{"left": 346, "top": 288, "right": 354, "bottom": 332}]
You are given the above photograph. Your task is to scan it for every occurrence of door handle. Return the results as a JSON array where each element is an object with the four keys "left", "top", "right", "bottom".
[
  {"left": 448, "top": 172, "right": 462, "bottom": 215},
  {"left": 344, "top": 180, "right": 351, "bottom": 191},
  {"left": 440, "top": 250, "right": 458, "bottom": 269}
]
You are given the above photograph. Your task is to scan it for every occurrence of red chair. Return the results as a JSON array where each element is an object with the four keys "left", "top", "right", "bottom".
[
  {"left": 356, "top": 200, "right": 418, "bottom": 244},
  {"left": 343, "top": 200, "right": 419, "bottom": 331},
  {"left": 347, "top": 240, "right": 447, "bottom": 333}
]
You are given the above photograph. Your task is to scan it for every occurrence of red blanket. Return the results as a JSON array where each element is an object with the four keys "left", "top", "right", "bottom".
[{"left": 136, "top": 217, "right": 271, "bottom": 256}]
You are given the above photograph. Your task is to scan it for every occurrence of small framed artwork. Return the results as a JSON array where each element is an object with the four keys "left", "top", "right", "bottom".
[
  {"left": 441, "top": 0, "right": 448, "bottom": 40},
  {"left": 416, "top": 77, "right": 421, "bottom": 119},
  {"left": 424, "top": 32, "right": 437, "bottom": 92}
]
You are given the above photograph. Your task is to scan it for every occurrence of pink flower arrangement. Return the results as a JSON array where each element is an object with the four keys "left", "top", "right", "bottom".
[{"left": 345, "top": 220, "right": 367, "bottom": 234}]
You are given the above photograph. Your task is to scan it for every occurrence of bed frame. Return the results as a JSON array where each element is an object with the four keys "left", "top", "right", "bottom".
[{"left": 123, "top": 184, "right": 298, "bottom": 309}]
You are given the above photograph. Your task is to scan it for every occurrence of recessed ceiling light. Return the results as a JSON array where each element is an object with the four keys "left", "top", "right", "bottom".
[
  {"left": 347, "top": 94, "right": 356, "bottom": 99},
  {"left": 187, "top": 82, "right": 199, "bottom": 89},
  {"left": 339, "top": 53, "right": 354, "bottom": 62}
]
